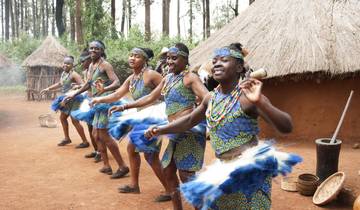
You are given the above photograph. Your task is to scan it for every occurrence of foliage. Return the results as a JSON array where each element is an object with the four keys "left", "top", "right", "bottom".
[{"left": 0, "top": 26, "right": 197, "bottom": 84}]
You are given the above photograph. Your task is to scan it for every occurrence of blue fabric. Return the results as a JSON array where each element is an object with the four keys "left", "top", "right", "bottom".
[{"left": 179, "top": 142, "right": 302, "bottom": 210}]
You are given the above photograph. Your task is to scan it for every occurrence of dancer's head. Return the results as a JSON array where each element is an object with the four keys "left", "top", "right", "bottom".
[
  {"left": 89, "top": 40, "right": 106, "bottom": 61},
  {"left": 128, "top": 47, "right": 154, "bottom": 70},
  {"left": 63, "top": 55, "right": 74, "bottom": 72},
  {"left": 211, "top": 43, "right": 246, "bottom": 84},
  {"left": 167, "top": 43, "right": 189, "bottom": 74}
]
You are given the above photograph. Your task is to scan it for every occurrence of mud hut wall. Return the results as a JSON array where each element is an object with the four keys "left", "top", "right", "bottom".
[
  {"left": 258, "top": 78, "right": 360, "bottom": 144},
  {"left": 26, "top": 66, "right": 62, "bottom": 93}
]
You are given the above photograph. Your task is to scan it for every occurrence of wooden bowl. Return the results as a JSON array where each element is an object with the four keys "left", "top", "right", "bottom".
[
  {"left": 313, "top": 171, "right": 346, "bottom": 205},
  {"left": 297, "top": 173, "right": 319, "bottom": 196}
]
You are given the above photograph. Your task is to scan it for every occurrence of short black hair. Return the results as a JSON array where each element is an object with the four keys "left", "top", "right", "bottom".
[{"left": 139, "top": 47, "right": 154, "bottom": 60}]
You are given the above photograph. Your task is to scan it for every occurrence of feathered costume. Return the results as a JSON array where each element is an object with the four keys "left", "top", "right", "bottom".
[{"left": 179, "top": 141, "right": 302, "bottom": 210}]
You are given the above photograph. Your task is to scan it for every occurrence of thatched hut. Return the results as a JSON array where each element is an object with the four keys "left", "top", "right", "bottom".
[
  {"left": 22, "top": 36, "right": 69, "bottom": 100},
  {"left": 190, "top": 0, "right": 360, "bottom": 143}
]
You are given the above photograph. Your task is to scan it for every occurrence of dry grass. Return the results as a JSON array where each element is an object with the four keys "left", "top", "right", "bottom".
[
  {"left": 22, "top": 36, "right": 69, "bottom": 68},
  {"left": 189, "top": 0, "right": 360, "bottom": 79}
]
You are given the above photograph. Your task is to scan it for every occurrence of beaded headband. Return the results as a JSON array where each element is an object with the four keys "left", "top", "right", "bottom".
[
  {"left": 213, "top": 47, "right": 244, "bottom": 60},
  {"left": 91, "top": 41, "right": 105, "bottom": 50},
  {"left": 131, "top": 48, "right": 150, "bottom": 60},
  {"left": 168, "top": 47, "right": 189, "bottom": 58}
]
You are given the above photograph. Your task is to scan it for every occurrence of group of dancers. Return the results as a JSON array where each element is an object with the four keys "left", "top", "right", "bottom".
[{"left": 41, "top": 40, "right": 302, "bottom": 210}]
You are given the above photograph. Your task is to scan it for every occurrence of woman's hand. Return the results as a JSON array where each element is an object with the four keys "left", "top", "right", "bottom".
[
  {"left": 89, "top": 98, "right": 101, "bottom": 107},
  {"left": 108, "top": 104, "right": 126, "bottom": 116},
  {"left": 239, "top": 78, "right": 263, "bottom": 103},
  {"left": 94, "top": 78, "right": 105, "bottom": 95},
  {"left": 40, "top": 88, "right": 49, "bottom": 95},
  {"left": 144, "top": 126, "right": 161, "bottom": 139}
]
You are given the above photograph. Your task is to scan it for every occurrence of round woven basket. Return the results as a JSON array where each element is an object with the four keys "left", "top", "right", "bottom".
[
  {"left": 281, "top": 176, "right": 298, "bottom": 192},
  {"left": 297, "top": 173, "right": 319, "bottom": 196},
  {"left": 312, "top": 171, "right": 346, "bottom": 205},
  {"left": 38, "top": 114, "right": 57, "bottom": 128}
]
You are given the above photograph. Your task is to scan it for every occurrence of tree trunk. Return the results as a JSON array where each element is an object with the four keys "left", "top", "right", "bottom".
[
  {"left": 9, "top": 0, "right": 15, "bottom": 38},
  {"left": 162, "top": 0, "right": 170, "bottom": 37},
  {"left": 45, "top": 0, "right": 49, "bottom": 35},
  {"left": 32, "top": 0, "right": 36, "bottom": 37},
  {"left": 128, "top": 0, "right": 131, "bottom": 30},
  {"left": 189, "top": 0, "right": 193, "bottom": 43},
  {"left": 14, "top": 0, "right": 19, "bottom": 38},
  {"left": 52, "top": 0, "right": 55, "bottom": 35},
  {"left": 20, "top": 0, "right": 23, "bottom": 30},
  {"left": 120, "top": 0, "right": 126, "bottom": 35},
  {"left": 24, "top": 0, "right": 28, "bottom": 33},
  {"left": 55, "top": 0, "right": 65, "bottom": 36},
  {"left": 5, "top": 0, "right": 9, "bottom": 40},
  {"left": 110, "top": 0, "right": 117, "bottom": 37},
  {"left": 41, "top": 0, "right": 46, "bottom": 36},
  {"left": 75, "top": 0, "right": 83, "bottom": 44},
  {"left": 35, "top": 0, "right": 40, "bottom": 37},
  {"left": 249, "top": 0, "right": 255, "bottom": 5},
  {"left": 205, "top": 0, "right": 210, "bottom": 38},
  {"left": 144, "top": 0, "right": 151, "bottom": 41},
  {"left": 176, "top": 0, "right": 180, "bottom": 37},
  {"left": 70, "top": 6, "right": 75, "bottom": 41},
  {"left": 1, "top": 0, "right": 4, "bottom": 40}
]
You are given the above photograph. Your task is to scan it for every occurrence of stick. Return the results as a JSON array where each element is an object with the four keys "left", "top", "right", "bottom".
[{"left": 330, "top": 90, "right": 354, "bottom": 144}]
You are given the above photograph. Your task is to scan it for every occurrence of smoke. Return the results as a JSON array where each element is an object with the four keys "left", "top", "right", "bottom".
[{"left": 0, "top": 65, "right": 26, "bottom": 86}]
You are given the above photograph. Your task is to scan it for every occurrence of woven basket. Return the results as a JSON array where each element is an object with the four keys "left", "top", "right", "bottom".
[
  {"left": 38, "top": 114, "right": 57, "bottom": 128},
  {"left": 281, "top": 176, "right": 298, "bottom": 192},
  {"left": 312, "top": 171, "right": 346, "bottom": 205}
]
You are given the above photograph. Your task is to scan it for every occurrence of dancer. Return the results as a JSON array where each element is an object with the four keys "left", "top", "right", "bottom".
[
  {"left": 91, "top": 47, "right": 171, "bottom": 201},
  {"left": 144, "top": 43, "right": 294, "bottom": 209},
  {"left": 40, "top": 56, "right": 90, "bottom": 148},
  {"left": 64, "top": 40, "right": 129, "bottom": 178},
  {"left": 78, "top": 50, "right": 101, "bottom": 162},
  {"left": 111, "top": 43, "right": 208, "bottom": 209}
]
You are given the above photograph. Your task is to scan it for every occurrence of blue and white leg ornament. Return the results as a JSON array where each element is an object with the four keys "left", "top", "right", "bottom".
[{"left": 179, "top": 141, "right": 303, "bottom": 210}]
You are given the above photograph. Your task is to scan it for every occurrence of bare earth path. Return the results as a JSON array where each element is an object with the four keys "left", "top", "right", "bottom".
[{"left": 0, "top": 94, "right": 358, "bottom": 210}]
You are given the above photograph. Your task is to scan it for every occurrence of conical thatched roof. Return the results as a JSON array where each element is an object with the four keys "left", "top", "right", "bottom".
[
  {"left": 22, "top": 36, "right": 69, "bottom": 68},
  {"left": 0, "top": 53, "right": 13, "bottom": 69},
  {"left": 190, "top": 0, "right": 360, "bottom": 78}
]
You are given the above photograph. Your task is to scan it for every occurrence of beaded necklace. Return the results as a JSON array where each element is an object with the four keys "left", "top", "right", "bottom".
[
  {"left": 129, "top": 67, "right": 146, "bottom": 94},
  {"left": 206, "top": 85, "right": 242, "bottom": 128},
  {"left": 161, "top": 69, "right": 189, "bottom": 96}
]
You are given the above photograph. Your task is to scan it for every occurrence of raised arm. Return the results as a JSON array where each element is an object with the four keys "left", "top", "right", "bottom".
[
  {"left": 102, "top": 62, "right": 120, "bottom": 92},
  {"left": 240, "top": 78, "right": 293, "bottom": 134},
  {"left": 71, "top": 71, "right": 84, "bottom": 85}
]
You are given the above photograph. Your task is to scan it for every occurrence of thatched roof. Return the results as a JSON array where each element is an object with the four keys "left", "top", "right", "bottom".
[
  {"left": 190, "top": 0, "right": 360, "bottom": 79},
  {"left": 22, "top": 36, "right": 69, "bottom": 68},
  {"left": 0, "top": 53, "right": 13, "bottom": 69}
]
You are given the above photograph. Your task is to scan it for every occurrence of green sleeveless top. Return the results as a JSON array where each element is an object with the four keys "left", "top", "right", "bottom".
[
  {"left": 60, "top": 71, "right": 72, "bottom": 94},
  {"left": 206, "top": 89, "right": 259, "bottom": 155},
  {"left": 129, "top": 70, "right": 153, "bottom": 100},
  {"left": 162, "top": 71, "right": 196, "bottom": 116},
  {"left": 90, "top": 66, "right": 112, "bottom": 96}
]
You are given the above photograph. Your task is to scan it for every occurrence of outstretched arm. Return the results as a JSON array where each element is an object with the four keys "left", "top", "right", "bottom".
[
  {"left": 92, "top": 77, "right": 131, "bottom": 104},
  {"left": 145, "top": 93, "right": 211, "bottom": 138}
]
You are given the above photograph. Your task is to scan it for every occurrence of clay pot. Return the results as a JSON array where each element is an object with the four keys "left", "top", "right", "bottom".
[
  {"left": 354, "top": 195, "right": 360, "bottom": 210},
  {"left": 297, "top": 173, "right": 319, "bottom": 196}
]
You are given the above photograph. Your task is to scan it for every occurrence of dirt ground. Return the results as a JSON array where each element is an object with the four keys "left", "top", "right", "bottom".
[{"left": 0, "top": 94, "right": 358, "bottom": 210}]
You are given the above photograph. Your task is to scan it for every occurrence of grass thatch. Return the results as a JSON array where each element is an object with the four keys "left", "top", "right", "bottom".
[
  {"left": 189, "top": 0, "right": 360, "bottom": 79},
  {"left": 0, "top": 53, "right": 13, "bottom": 69},
  {"left": 22, "top": 36, "right": 69, "bottom": 68}
]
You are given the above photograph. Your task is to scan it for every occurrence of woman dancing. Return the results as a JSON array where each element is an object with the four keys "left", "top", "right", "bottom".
[
  {"left": 40, "top": 56, "right": 89, "bottom": 148},
  {"left": 91, "top": 47, "right": 171, "bottom": 201},
  {"left": 145, "top": 43, "right": 293, "bottom": 209},
  {"left": 111, "top": 43, "right": 209, "bottom": 209}
]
